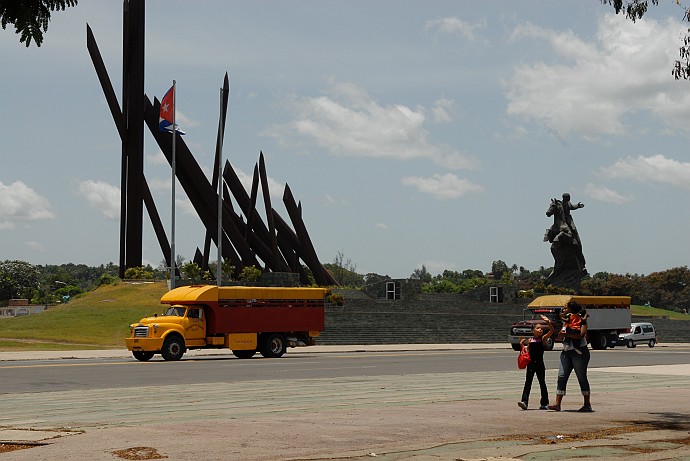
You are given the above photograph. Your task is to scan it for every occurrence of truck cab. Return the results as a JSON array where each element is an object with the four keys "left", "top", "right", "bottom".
[
  {"left": 508, "top": 308, "right": 562, "bottom": 351},
  {"left": 127, "top": 304, "right": 208, "bottom": 361}
]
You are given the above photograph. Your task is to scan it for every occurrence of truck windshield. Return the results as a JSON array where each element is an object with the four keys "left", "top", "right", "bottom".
[
  {"left": 531, "top": 311, "right": 560, "bottom": 323},
  {"left": 164, "top": 306, "right": 186, "bottom": 317}
]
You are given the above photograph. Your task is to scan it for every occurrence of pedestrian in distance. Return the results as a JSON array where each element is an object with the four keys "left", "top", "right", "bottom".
[
  {"left": 548, "top": 301, "right": 593, "bottom": 412},
  {"left": 518, "top": 315, "right": 555, "bottom": 410}
]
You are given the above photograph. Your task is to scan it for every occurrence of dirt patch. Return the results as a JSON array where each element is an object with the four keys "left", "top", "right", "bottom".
[
  {"left": 112, "top": 446, "right": 168, "bottom": 460},
  {"left": 0, "top": 442, "right": 42, "bottom": 454},
  {"left": 494, "top": 423, "right": 654, "bottom": 444}
]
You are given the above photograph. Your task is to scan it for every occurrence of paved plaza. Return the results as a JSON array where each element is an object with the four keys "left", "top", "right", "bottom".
[{"left": 1, "top": 345, "right": 689, "bottom": 460}]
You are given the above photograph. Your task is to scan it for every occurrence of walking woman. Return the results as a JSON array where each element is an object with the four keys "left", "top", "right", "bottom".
[{"left": 548, "top": 301, "right": 593, "bottom": 412}]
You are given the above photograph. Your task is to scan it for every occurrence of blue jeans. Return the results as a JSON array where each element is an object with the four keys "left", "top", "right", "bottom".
[{"left": 556, "top": 346, "right": 590, "bottom": 396}]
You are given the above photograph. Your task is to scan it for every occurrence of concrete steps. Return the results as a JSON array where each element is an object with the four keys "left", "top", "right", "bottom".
[{"left": 318, "top": 293, "right": 690, "bottom": 345}]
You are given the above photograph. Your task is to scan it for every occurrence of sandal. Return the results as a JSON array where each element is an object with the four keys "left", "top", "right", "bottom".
[
  {"left": 578, "top": 405, "right": 593, "bottom": 412},
  {"left": 547, "top": 405, "right": 561, "bottom": 411}
]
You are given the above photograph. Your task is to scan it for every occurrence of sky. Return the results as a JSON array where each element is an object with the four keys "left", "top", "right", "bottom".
[{"left": 2, "top": 1, "right": 690, "bottom": 279}]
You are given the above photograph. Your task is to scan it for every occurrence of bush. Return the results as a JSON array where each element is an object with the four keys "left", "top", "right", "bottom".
[
  {"left": 124, "top": 267, "right": 153, "bottom": 280},
  {"left": 99, "top": 273, "right": 120, "bottom": 285},
  {"left": 329, "top": 293, "right": 344, "bottom": 306},
  {"left": 239, "top": 265, "right": 261, "bottom": 282}
]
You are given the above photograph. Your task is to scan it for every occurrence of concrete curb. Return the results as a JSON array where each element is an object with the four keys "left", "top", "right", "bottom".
[{"left": 0, "top": 342, "right": 688, "bottom": 361}]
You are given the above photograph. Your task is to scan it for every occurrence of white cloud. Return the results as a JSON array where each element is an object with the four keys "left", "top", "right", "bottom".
[
  {"left": 424, "top": 17, "right": 488, "bottom": 43},
  {"left": 147, "top": 150, "right": 169, "bottom": 166},
  {"left": 432, "top": 98, "right": 455, "bottom": 123},
  {"left": 263, "top": 81, "right": 479, "bottom": 170},
  {"left": 0, "top": 180, "right": 55, "bottom": 229},
  {"left": 584, "top": 183, "right": 632, "bottom": 204},
  {"left": 233, "top": 166, "right": 284, "bottom": 200},
  {"left": 375, "top": 222, "right": 388, "bottom": 230},
  {"left": 25, "top": 241, "right": 45, "bottom": 252},
  {"left": 421, "top": 260, "right": 457, "bottom": 275},
  {"left": 401, "top": 173, "right": 484, "bottom": 200},
  {"left": 600, "top": 154, "right": 690, "bottom": 190},
  {"left": 77, "top": 180, "right": 120, "bottom": 220},
  {"left": 506, "top": 14, "right": 690, "bottom": 139}
]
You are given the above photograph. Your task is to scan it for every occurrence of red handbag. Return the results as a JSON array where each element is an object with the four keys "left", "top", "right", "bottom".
[{"left": 517, "top": 344, "right": 531, "bottom": 369}]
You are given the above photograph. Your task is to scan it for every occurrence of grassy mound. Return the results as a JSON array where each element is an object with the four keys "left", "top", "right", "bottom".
[{"left": 0, "top": 281, "right": 168, "bottom": 350}]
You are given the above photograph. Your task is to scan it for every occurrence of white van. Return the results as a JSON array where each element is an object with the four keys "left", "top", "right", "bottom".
[{"left": 619, "top": 322, "right": 656, "bottom": 348}]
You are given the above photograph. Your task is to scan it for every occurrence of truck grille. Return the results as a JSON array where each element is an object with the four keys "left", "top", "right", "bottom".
[{"left": 133, "top": 326, "right": 149, "bottom": 338}]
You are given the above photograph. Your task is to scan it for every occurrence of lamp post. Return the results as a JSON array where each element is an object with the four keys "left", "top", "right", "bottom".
[{"left": 54, "top": 281, "right": 68, "bottom": 304}]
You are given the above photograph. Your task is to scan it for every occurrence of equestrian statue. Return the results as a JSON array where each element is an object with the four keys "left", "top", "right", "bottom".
[{"left": 544, "top": 193, "right": 587, "bottom": 290}]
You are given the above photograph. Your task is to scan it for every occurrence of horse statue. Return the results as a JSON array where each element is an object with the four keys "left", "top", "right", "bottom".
[
  {"left": 544, "top": 198, "right": 573, "bottom": 245},
  {"left": 543, "top": 198, "right": 586, "bottom": 289}
]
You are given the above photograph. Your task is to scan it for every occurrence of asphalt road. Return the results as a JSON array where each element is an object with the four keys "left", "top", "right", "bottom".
[{"left": 2, "top": 344, "right": 688, "bottom": 393}]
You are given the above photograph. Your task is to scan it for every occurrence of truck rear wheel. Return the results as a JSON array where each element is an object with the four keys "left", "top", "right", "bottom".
[
  {"left": 591, "top": 333, "right": 609, "bottom": 350},
  {"left": 132, "top": 351, "right": 154, "bottom": 362},
  {"left": 260, "top": 333, "right": 286, "bottom": 358},
  {"left": 161, "top": 335, "right": 185, "bottom": 361},
  {"left": 232, "top": 349, "right": 256, "bottom": 359}
]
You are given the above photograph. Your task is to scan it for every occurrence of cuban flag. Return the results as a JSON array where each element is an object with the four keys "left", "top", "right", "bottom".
[{"left": 159, "top": 85, "right": 186, "bottom": 135}]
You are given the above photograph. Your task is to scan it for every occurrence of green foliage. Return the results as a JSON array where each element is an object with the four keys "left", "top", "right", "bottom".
[
  {"left": 581, "top": 266, "right": 690, "bottom": 312},
  {"left": 422, "top": 269, "right": 491, "bottom": 294},
  {"left": 325, "top": 250, "right": 363, "bottom": 287},
  {"left": 239, "top": 265, "right": 262, "bottom": 282},
  {"left": 99, "top": 273, "right": 120, "bottom": 286},
  {"left": 329, "top": 293, "right": 345, "bottom": 306},
  {"left": 0, "top": 0, "right": 77, "bottom": 47},
  {"left": 410, "top": 265, "right": 432, "bottom": 283},
  {"left": 0, "top": 260, "right": 40, "bottom": 300},
  {"left": 124, "top": 266, "right": 153, "bottom": 280},
  {"left": 180, "top": 261, "right": 201, "bottom": 281},
  {"left": 602, "top": 0, "right": 659, "bottom": 23}
]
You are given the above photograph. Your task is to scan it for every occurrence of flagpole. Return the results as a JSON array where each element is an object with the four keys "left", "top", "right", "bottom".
[
  {"left": 170, "top": 80, "right": 177, "bottom": 289},
  {"left": 216, "top": 87, "right": 223, "bottom": 286}
]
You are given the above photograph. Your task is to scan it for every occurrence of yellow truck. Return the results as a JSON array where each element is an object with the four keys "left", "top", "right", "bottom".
[{"left": 126, "top": 285, "right": 326, "bottom": 361}]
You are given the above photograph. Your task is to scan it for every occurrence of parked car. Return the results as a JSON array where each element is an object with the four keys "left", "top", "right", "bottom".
[{"left": 619, "top": 322, "right": 656, "bottom": 348}]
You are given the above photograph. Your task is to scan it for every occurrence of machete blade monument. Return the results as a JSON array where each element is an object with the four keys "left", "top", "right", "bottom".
[{"left": 86, "top": 0, "right": 336, "bottom": 286}]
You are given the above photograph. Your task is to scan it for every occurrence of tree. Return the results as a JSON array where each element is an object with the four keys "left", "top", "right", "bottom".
[
  {"left": 124, "top": 266, "right": 153, "bottom": 280},
  {"left": 239, "top": 265, "right": 262, "bottom": 283},
  {"left": 326, "top": 250, "right": 363, "bottom": 286},
  {"left": 602, "top": 0, "right": 690, "bottom": 80},
  {"left": 0, "top": 0, "right": 77, "bottom": 47},
  {"left": 0, "top": 260, "right": 39, "bottom": 300},
  {"left": 491, "top": 260, "right": 510, "bottom": 280},
  {"left": 410, "top": 265, "right": 432, "bottom": 283}
]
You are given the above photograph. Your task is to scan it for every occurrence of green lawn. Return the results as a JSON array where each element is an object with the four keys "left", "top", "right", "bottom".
[
  {"left": 0, "top": 281, "right": 168, "bottom": 350},
  {"left": 632, "top": 304, "right": 690, "bottom": 320}
]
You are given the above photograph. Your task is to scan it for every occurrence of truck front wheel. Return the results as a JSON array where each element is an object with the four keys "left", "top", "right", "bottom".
[
  {"left": 232, "top": 349, "right": 256, "bottom": 359},
  {"left": 260, "top": 333, "right": 286, "bottom": 358},
  {"left": 161, "top": 335, "right": 185, "bottom": 361},
  {"left": 132, "top": 351, "right": 154, "bottom": 362}
]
